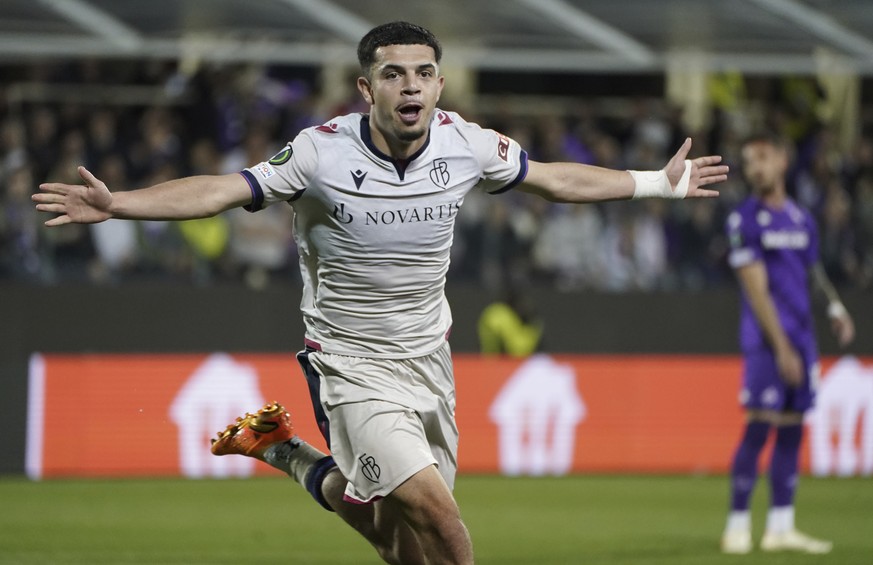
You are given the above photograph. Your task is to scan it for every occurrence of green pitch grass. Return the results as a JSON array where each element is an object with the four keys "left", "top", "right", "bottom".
[{"left": 1, "top": 474, "right": 870, "bottom": 564}]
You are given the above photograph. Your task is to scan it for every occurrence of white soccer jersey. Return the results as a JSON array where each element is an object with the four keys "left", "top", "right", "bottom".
[{"left": 240, "top": 109, "right": 528, "bottom": 358}]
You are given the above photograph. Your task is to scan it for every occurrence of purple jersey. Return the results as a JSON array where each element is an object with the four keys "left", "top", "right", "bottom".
[{"left": 726, "top": 196, "right": 819, "bottom": 353}]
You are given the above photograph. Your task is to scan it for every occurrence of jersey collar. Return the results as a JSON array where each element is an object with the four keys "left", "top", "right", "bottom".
[{"left": 360, "top": 114, "right": 431, "bottom": 181}]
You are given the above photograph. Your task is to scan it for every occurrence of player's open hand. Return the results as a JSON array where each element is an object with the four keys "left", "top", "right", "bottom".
[
  {"left": 774, "top": 343, "right": 804, "bottom": 387},
  {"left": 665, "top": 138, "right": 729, "bottom": 198},
  {"left": 34, "top": 166, "right": 113, "bottom": 227},
  {"left": 830, "top": 310, "right": 855, "bottom": 348}
]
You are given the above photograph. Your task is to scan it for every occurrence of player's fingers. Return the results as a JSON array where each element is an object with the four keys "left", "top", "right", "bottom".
[
  {"left": 688, "top": 188, "right": 719, "bottom": 198},
  {"left": 698, "top": 164, "right": 729, "bottom": 178},
  {"left": 35, "top": 203, "right": 67, "bottom": 214},
  {"left": 695, "top": 174, "right": 728, "bottom": 187},
  {"left": 838, "top": 330, "right": 849, "bottom": 347},
  {"left": 38, "top": 182, "right": 71, "bottom": 195},
  {"left": 672, "top": 137, "right": 692, "bottom": 161},
  {"left": 78, "top": 165, "right": 101, "bottom": 187},
  {"left": 693, "top": 155, "right": 723, "bottom": 167},
  {"left": 32, "top": 192, "right": 65, "bottom": 204},
  {"left": 836, "top": 321, "right": 855, "bottom": 347},
  {"left": 44, "top": 215, "right": 71, "bottom": 227}
]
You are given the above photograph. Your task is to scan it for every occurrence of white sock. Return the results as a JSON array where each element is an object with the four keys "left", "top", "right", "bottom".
[
  {"left": 726, "top": 510, "right": 751, "bottom": 533},
  {"left": 263, "top": 438, "right": 327, "bottom": 488},
  {"left": 766, "top": 505, "right": 794, "bottom": 534}
]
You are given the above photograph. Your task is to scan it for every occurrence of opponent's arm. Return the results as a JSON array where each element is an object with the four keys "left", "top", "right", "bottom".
[
  {"left": 811, "top": 262, "right": 855, "bottom": 347},
  {"left": 518, "top": 138, "right": 727, "bottom": 203},
  {"left": 34, "top": 166, "right": 252, "bottom": 227},
  {"left": 735, "top": 261, "right": 803, "bottom": 386}
]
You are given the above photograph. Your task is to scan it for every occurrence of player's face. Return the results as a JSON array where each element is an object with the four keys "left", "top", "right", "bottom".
[
  {"left": 357, "top": 44, "right": 444, "bottom": 153},
  {"left": 741, "top": 141, "right": 787, "bottom": 196}
]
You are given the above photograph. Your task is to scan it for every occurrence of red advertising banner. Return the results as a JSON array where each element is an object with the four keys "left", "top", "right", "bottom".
[{"left": 26, "top": 353, "right": 873, "bottom": 479}]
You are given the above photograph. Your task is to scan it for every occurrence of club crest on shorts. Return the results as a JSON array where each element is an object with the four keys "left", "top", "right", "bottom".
[{"left": 359, "top": 453, "right": 381, "bottom": 483}]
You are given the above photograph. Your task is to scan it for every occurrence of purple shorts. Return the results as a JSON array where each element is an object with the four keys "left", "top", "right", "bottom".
[{"left": 739, "top": 345, "right": 820, "bottom": 413}]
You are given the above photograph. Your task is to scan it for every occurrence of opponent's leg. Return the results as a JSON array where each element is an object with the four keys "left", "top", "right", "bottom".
[
  {"left": 721, "top": 417, "right": 770, "bottom": 554},
  {"left": 760, "top": 417, "right": 832, "bottom": 554}
]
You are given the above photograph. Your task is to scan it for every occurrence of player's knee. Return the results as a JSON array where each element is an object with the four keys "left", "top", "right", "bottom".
[
  {"left": 740, "top": 419, "right": 771, "bottom": 449},
  {"left": 372, "top": 544, "right": 411, "bottom": 565}
]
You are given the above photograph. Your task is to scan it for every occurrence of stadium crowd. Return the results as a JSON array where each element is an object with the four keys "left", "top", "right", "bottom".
[{"left": 2, "top": 60, "right": 872, "bottom": 291}]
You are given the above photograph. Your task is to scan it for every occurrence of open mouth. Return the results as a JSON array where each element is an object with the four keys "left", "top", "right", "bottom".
[{"left": 397, "top": 103, "right": 423, "bottom": 125}]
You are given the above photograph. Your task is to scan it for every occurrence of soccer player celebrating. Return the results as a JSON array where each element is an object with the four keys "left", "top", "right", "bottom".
[
  {"left": 721, "top": 132, "right": 855, "bottom": 555},
  {"left": 36, "top": 21, "right": 727, "bottom": 565}
]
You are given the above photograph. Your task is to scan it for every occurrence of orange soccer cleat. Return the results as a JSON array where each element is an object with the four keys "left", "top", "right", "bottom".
[{"left": 211, "top": 401, "right": 296, "bottom": 458}]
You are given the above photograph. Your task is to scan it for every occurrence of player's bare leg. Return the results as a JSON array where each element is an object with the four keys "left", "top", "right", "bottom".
[
  {"left": 320, "top": 465, "right": 473, "bottom": 565},
  {"left": 320, "top": 470, "right": 426, "bottom": 564},
  {"left": 388, "top": 465, "right": 474, "bottom": 565}
]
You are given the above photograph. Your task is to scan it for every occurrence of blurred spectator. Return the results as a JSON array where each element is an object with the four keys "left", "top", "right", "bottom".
[
  {"left": 478, "top": 287, "right": 544, "bottom": 356},
  {"left": 457, "top": 198, "right": 525, "bottom": 290},
  {"left": 225, "top": 203, "right": 294, "bottom": 290},
  {"left": 1, "top": 163, "right": 45, "bottom": 281},
  {"left": 855, "top": 175, "right": 873, "bottom": 288},
  {"left": 87, "top": 154, "right": 140, "bottom": 284},
  {"left": 25, "top": 106, "right": 60, "bottom": 182},
  {"left": 1, "top": 118, "right": 28, "bottom": 183},
  {"left": 221, "top": 127, "right": 277, "bottom": 175},
  {"left": 176, "top": 138, "right": 232, "bottom": 284},
  {"left": 600, "top": 203, "right": 669, "bottom": 292},
  {"left": 532, "top": 204, "right": 605, "bottom": 290},
  {"left": 819, "top": 187, "right": 862, "bottom": 287},
  {"left": 43, "top": 130, "right": 94, "bottom": 281},
  {"left": 85, "top": 109, "right": 124, "bottom": 169},
  {"left": 675, "top": 199, "right": 729, "bottom": 290}
]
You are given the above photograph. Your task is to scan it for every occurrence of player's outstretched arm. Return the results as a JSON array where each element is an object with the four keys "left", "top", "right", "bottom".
[
  {"left": 518, "top": 137, "right": 727, "bottom": 203},
  {"left": 34, "top": 166, "right": 252, "bottom": 227}
]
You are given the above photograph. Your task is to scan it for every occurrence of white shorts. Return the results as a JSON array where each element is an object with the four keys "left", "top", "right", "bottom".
[{"left": 306, "top": 342, "right": 458, "bottom": 503}]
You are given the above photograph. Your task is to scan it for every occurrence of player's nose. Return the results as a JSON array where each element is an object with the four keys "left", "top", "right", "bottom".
[{"left": 401, "top": 77, "right": 420, "bottom": 94}]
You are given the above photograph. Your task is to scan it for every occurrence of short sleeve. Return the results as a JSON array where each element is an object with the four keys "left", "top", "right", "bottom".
[
  {"left": 239, "top": 131, "right": 318, "bottom": 211},
  {"left": 454, "top": 118, "right": 528, "bottom": 194},
  {"left": 726, "top": 209, "right": 762, "bottom": 268}
]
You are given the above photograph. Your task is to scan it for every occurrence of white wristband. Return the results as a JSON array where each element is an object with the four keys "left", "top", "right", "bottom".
[
  {"left": 630, "top": 160, "right": 691, "bottom": 199},
  {"left": 827, "top": 301, "right": 847, "bottom": 319}
]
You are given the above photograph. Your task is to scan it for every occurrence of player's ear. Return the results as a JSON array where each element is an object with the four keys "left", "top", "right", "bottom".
[{"left": 357, "top": 76, "right": 374, "bottom": 105}]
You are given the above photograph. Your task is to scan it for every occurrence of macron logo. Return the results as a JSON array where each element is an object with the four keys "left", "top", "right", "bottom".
[
  {"left": 351, "top": 169, "right": 367, "bottom": 189},
  {"left": 316, "top": 123, "right": 338, "bottom": 133}
]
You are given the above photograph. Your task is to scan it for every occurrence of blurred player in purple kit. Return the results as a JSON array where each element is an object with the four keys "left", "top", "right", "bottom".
[
  {"left": 36, "top": 21, "right": 728, "bottom": 565},
  {"left": 721, "top": 132, "right": 855, "bottom": 555}
]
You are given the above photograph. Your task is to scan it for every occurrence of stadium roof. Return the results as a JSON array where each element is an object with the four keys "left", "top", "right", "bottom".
[{"left": 2, "top": 0, "right": 873, "bottom": 75}]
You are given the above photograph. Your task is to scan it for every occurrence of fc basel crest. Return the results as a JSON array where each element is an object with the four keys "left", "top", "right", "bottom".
[{"left": 269, "top": 146, "right": 293, "bottom": 165}]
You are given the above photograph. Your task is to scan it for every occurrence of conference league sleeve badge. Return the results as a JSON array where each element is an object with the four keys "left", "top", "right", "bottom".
[{"left": 269, "top": 145, "right": 293, "bottom": 165}]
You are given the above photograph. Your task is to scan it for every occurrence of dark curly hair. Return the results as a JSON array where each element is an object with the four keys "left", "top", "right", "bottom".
[{"left": 357, "top": 21, "right": 442, "bottom": 78}]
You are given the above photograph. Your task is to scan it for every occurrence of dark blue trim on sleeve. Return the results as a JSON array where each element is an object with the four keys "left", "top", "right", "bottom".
[
  {"left": 239, "top": 170, "right": 264, "bottom": 212},
  {"left": 490, "top": 149, "right": 529, "bottom": 195}
]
